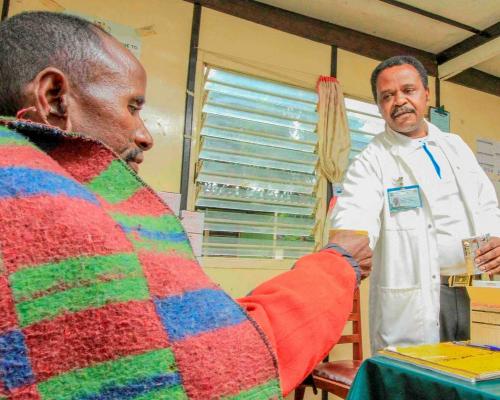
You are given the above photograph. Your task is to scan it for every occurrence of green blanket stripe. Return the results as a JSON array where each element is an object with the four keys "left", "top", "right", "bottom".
[
  {"left": 111, "top": 213, "right": 185, "bottom": 233},
  {"left": 133, "top": 385, "right": 188, "bottom": 400},
  {"left": 38, "top": 349, "right": 177, "bottom": 400},
  {"left": 86, "top": 160, "right": 142, "bottom": 204},
  {"left": 10, "top": 253, "right": 141, "bottom": 301},
  {"left": 0, "top": 135, "right": 34, "bottom": 146},
  {"left": 17, "top": 277, "right": 150, "bottom": 327},
  {"left": 222, "top": 379, "right": 282, "bottom": 400},
  {"left": 127, "top": 235, "right": 194, "bottom": 258}
]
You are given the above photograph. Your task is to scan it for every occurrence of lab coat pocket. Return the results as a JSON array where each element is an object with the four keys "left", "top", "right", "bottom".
[
  {"left": 377, "top": 286, "right": 424, "bottom": 347},
  {"left": 378, "top": 229, "right": 421, "bottom": 287}
]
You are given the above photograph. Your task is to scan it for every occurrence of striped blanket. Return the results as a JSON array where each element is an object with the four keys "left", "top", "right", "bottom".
[{"left": 0, "top": 120, "right": 281, "bottom": 400}]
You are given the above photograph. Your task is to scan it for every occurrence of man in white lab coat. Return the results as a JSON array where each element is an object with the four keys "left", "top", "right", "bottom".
[{"left": 331, "top": 55, "right": 500, "bottom": 352}]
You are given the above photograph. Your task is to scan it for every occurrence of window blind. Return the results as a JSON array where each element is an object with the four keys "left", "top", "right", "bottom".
[
  {"left": 345, "top": 97, "right": 384, "bottom": 161},
  {"left": 194, "top": 67, "right": 319, "bottom": 259}
]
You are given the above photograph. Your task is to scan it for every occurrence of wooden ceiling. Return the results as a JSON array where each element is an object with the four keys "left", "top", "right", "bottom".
[
  {"left": 2, "top": 0, "right": 498, "bottom": 95},
  {"left": 184, "top": 0, "right": 499, "bottom": 96},
  {"left": 256, "top": 0, "right": 500, "bottom": 78}
]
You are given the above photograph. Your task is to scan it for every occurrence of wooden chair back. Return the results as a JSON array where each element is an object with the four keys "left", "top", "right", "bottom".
[{"left": 339, "top": 287, "right": 363, "bottom": 360}]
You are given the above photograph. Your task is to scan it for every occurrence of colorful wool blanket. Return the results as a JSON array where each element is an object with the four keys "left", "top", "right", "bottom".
[{"left": 0, "top": 120, "right": 282, "bottom": 400}]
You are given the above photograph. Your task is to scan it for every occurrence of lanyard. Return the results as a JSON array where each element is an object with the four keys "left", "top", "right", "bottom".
[{"left": 421, "top": 142, "right": 441, "bottom": 179}]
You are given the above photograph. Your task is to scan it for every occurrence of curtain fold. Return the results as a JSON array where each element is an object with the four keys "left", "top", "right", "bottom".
[
  {"left": 316, "top": 76, "right": 351, "bottom": 245},
  {"left": 316, "top": 76, "right": 351, "bottom": 182}
]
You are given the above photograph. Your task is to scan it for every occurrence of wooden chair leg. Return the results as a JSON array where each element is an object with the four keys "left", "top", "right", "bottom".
[{"left": 294, "top": 385, "right": 306, "bottom": 400}]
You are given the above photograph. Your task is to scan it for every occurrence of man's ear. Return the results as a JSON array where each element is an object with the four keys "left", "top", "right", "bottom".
[{"left": 29, "top": 67, "right": 73, "bottom": 131}]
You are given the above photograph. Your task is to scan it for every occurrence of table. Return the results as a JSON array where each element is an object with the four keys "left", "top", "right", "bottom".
[{"left": 347, "top": 355, "right": 500, "bottom": 400}]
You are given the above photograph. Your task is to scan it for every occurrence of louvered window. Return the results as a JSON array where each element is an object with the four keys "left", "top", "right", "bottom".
[
  {"left": 345, "top": 97, "right": 384, "bottom": 162},
  {"left": 194, "top": 67, "right": 319, "bottom": 259}
]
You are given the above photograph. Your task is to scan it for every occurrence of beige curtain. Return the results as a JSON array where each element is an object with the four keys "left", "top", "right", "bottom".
[
  {"left": 316, "top": 76, "right": 351, "bottom": 244},
  {"left": 316, "top": 76, "right": 351, "bottom": 182}
]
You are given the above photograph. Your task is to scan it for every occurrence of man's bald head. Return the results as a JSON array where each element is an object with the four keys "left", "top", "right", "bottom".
[
  {"left": 0, "top": 11, "right": 153, "bottom": 171},
  {"left": 0, "top": 11, "right": 108, "bottom": 116}
]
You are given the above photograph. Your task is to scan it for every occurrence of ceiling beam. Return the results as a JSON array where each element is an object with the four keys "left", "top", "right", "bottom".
[
  {"left": 184, "top": 0, "right": 500, "bottom": 97},
  {"left": 438, "top": 36, "right": 500, "bottom": 79},
  {"left": 437, "top": 22, "right": 500, "bottom": 64},
  {"left": 378, "top": 0, "right": 483, "bottom": 36},
  {"left": 448, "top": 68, "right": 500, "bottom": 97},
  {"left": 184, "top": 0, "right": 437, "bottom": 76}
]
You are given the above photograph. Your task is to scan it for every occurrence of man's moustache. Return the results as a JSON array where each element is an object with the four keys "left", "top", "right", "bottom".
[
  {"left": 124, "top": 148, "right": 142, "bottom": 163},
  {"left": 391, "top": 106, "right": 415, "bottom": 118}
]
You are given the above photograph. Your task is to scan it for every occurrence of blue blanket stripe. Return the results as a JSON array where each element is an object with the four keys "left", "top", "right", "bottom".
[
  {"left": 119, "top": 225, "right": 188, "bottom": 243},
  {"left": 0, "top": 330, "right": 35, "bottom": 390},
  {"left": 78, "top": 373, "right": 181, "bottom": 400},
  {"left": 0, "top": 167, "right": 98, "bottom": 204},
  {"left": 0, "top": 127, "right": 21, "bottom": 138},
  {"left": 154, "top": 288, "right": 247, "bottom": 341}
]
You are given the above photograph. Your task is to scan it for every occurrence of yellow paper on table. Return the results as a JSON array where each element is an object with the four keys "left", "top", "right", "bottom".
[{"left": 379, "top": 342, "right": 500, "bottom": 382}]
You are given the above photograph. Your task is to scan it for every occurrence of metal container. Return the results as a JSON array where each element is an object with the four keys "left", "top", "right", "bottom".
[{"left": 462, "top": 234, "right": 490, "bottom": 275}]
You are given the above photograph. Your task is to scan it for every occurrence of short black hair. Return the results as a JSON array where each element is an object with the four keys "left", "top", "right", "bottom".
[
  {"left": 370, "top": 55, "right": 428, "bottom": 102},
  {"left": 0, "top": 11, "right": 108, "bottom": 116}
]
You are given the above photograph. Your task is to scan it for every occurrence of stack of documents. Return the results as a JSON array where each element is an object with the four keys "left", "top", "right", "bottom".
[{"left": 379, "top": 342, "right": 500, "bottom": 382}]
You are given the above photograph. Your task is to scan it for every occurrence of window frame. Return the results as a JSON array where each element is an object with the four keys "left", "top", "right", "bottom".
[{"left": 188, "top": 62, "right": 328, "bottom": 269}]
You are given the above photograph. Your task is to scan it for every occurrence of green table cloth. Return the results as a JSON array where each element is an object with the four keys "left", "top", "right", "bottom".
[{"left": 347, "top": 355, "right": 500, "bottom": 400}]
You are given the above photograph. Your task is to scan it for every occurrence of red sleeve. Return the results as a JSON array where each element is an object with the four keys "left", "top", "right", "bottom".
[{"left": 237, "top": 249, "right": 356, "bottom": 396}]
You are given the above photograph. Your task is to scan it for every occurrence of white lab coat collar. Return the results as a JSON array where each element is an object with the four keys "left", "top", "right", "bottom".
[{"left": 382, "top": 120, "right": 449, "bottom": 157}]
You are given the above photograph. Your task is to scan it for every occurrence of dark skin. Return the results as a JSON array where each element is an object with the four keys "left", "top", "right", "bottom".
[
  {"left": 376, "top": 64, "right": 429, "bottom": 139},
  {"left": 330, "top": 231, "right": 372, "bottom": 280},
  {"left": 476, "top": 237, "right": 500, "bottom": 275},
  {"left": 376, "top": 64, "right": 499, "bottom": 275},
  {"left": 21, "top": 29, "right": 153, "bottom": 172}
]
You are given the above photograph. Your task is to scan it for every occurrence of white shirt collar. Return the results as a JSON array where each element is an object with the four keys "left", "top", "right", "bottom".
[{"left": 385, "top": 119, "right": 439, "bottom": 154}]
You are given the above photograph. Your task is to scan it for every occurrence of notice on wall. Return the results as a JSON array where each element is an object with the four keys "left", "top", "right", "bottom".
[
  {"left": 67, "top": 11, "right": 142, "bottom": 59},
  {"left": 477, "top": 137, "right": 500, "bottom": 200},
  {"left": 429, "top": 106, "right": 450, "bottom": 133}
]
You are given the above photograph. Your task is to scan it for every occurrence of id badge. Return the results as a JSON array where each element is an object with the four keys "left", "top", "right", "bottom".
[{"left": 387, "top": 185, "right": 422, "bottom": 213}]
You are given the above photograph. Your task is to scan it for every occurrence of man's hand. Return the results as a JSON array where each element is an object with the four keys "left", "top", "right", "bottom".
[
  {"left": 329, "top": 230, "right": 372, "bottom": 279},
  {"left": 476, "top": 236, "right": 500, "bottom": 276}
]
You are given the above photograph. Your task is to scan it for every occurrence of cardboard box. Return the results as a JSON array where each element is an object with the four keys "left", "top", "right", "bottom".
[
  {"left": 187, "top": 232, "right": 203, "bottom": 257},
  {"left": 468, "top": 285, "right": 500, "bottom": 346},
  {"left": 157, "top": 191, "right": 181, "bottom": 216},
  {"left": 470, "top": 304, "right": 500, "bottom": 347},
  {"left": 180, "top": 210, "right": 205, "bottom": 234}
]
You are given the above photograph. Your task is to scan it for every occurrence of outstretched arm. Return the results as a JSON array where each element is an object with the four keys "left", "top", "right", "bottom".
[{"left": 237, "top": 246, "right": 359, "bottom": 396}]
